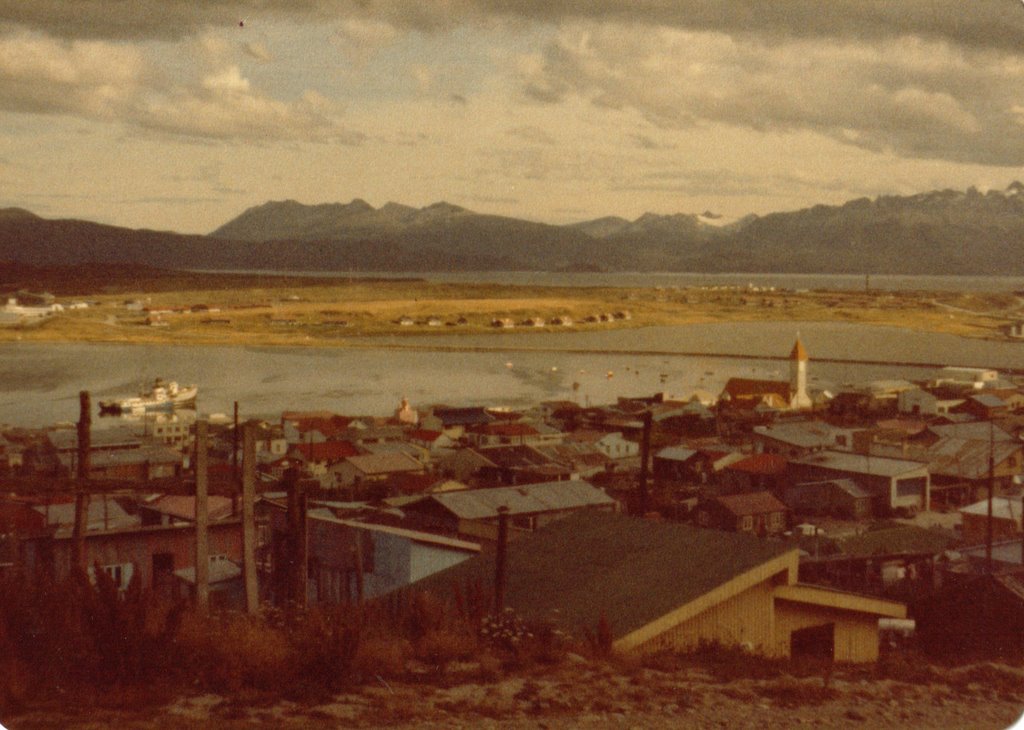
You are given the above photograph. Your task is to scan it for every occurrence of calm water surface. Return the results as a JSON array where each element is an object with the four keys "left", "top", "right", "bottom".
[
  {"left": 2, "top": 321, "right": 1020, "bottom": 427},
  {"left": 198, "top": 270, "right": 1024, "bottom": 293}
]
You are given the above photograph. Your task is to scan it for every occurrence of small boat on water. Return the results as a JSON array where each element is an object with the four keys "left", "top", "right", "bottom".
[{"left": 99, "top": 379, "right": 197, "bottom": 414}]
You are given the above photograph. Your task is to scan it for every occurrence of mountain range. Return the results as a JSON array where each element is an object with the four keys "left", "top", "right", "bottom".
[{"left": 2, "top": 183, "right": 1024, "bottom": 275}]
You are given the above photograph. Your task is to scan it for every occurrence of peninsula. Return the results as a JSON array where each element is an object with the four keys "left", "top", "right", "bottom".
[{"left": 0, "top": 264, "right": 1021, "bottom": 349}]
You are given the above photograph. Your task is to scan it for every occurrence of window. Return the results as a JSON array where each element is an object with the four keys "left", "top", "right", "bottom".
[
  {"left": 92, "top": 562, "right": 134, "bottom": 592},
  {"left": 896, "top": 477, "right": 926, "bottom": 498},
  {"left": 770, "top": 512, "right": 783, "bottom": 528},
  {"left": 741, "top": 515, "right": 753, "bottom": 531}
]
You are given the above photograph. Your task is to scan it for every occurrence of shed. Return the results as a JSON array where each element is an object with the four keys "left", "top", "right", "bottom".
[{"left": 412, "top": 511, "right": 904, "bottom": 662}]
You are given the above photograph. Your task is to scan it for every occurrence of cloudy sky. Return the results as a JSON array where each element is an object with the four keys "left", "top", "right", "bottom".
[{"left": 2, "top": 1, "right": 1024, "bottom": 234}]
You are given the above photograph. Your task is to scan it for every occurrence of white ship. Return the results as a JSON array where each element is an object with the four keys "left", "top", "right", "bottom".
[{"left": 99, "top": 379, "right": 198, "bottom": 414}]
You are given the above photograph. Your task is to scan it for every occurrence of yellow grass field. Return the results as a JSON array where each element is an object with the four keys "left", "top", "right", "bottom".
[{"left": 2, "top": 274, "right": 1022, "bottom": 349}]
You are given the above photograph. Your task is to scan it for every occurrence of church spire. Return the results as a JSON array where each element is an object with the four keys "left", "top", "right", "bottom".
[{"left": 790, "top": 336, "right": 808, "bottom": 362}]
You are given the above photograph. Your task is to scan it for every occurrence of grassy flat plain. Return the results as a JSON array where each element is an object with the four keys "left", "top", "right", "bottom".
[{"left": 1, "top": 265, "right": 1022, "bottom": 348}]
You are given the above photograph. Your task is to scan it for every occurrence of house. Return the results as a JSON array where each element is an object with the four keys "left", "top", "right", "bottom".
[
  {"left": 420, "top": 406, "right": 494, "bottom": 439},
  {"left": 139, "top": 495, "right": 235, "bottom": 526},
  {"left": 782, "top": 479, "right": 873, "bottom": 520},
  {"left": 1001, "top": 321, "right": 1024, "bottom": 339},
  {"left": 953, "top": 394, "right": 1010, "bottom": 420},
  {"left": 18, "top": 513, "right": 243, "bottom": 596},
  {"left": 753, "top": 421, "right": 855, "bottom": 458},
  {"left": 868, "top": 435, "right": 1022, "bottom": 507},
  {"left": 789, "top": 451, "right": 930, "bottom": 515},
  {"left": 652, "top": 446, "right": 701, "bottom": 483},
  {"left": 289, "top": 440, "right": 361, "bottom": 475},
  {"left": 959, "top": 496, "right": 1023, "bottom": 546},
  {"left": 267, "top": 506, "right": 480, "bottom": 605},
  {"left": 465, "top": 422, "right": 545, "bottom": 448},
  {"left": 456, "top": 444, "right": 575, "bottom": 487},
  {"left": 281, "top": 411, "right": 352, "bottom": 444},
  {"left": 332, "top": 453, "right": 425, "bottom": 493},
  {"left": 934, "top": 366, "right": 1000, "bottom": 389},
  {"left": 719, "top": 454, "right": 788, "bottom": 493},
  {"left": 56, "top": 444, "right": 184, "bottom": 481},
  {"left": 897, "top": 388, "right": 964, "bottom": 416},
  {"left": 174, "top": 555, "right": 245, "bottom": 611},
  {"left": 412, "top": 511, "right": 905, "bottom": 662},
  {"left": 696, "top": 491, "right": 790, "bottom": 535},
  {"left": 406, "top": 429, "right": 455, "bottom": 452},
  {"left": 565, "top": 430, "right": 638, "bottom": 459},
  {"left": 401, "top": 480, "right": 617, "bottom": 543}
]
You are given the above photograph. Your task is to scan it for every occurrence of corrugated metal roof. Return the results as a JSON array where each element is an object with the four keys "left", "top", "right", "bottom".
[
  {"left": 793, "top": 451, "right": 927, "bottom": 477},
  {"left": 655, "top": 446, "right": 698, "bottom": 462},
  {"left": 411, "top": 511, "right": 794, "bottom": 640},
  {"left": 754, "top": 421, "right": 844, "bottom": 449},
  {"left": 429, "top": 480, "right": 614, "bottom": 520},
  {"left": 925, "top": 437, "right": 1021, "bottom": 480},
  {"left": 970, "top": 394, "right": 1007, "bottom": 408},
  {"left": 713, "top": 491, "right": 788, "bottom": 516},
  {"left": 929, "top": 422, "right": 1015, "bottom": 442},
  {"left": 345, "top": 452, "right": 422, "bottom": 475},
  {"left": 308, "top": 510, "right": 481, "bottom": 552},
  {"left": 33, "top": 497, "right": 138, "bottom": 535},
  {"left": 146, "top": 495, "right": 234, "bottom": 522},
  {"left": 959, "top": 496, "right": 1023, "bottom": 521}
]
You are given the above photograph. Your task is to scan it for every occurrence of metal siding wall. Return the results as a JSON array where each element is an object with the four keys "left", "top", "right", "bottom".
[
  {"left": 774, "top": 600, "right": 880, "bottom": 663},
  {"left": 635, "top": 580, "right": 777, "bottom": 655},
  {"left": 408, "top": 543, "right": 475, "bottom": 584}
]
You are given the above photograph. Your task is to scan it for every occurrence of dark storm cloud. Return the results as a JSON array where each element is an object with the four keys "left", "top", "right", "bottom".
[{"left": 3, "top": 2, "right": 1022, "bottom": 51}]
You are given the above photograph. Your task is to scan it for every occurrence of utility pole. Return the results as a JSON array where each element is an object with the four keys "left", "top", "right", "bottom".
[
  {"left": 71, "top": 391, "right": 91, "bottom": 575},
  {"left": 194, "top": 419, "right": 210, "bottom": 613},
  {"left": 242, "top": 422, "right": 258, "bottom": 614},
  {"left": 986, "top": 420, "right": 994, "bottom": 575},
  {"left": 285, "top": 467, "right": 307, "bottom": 608},
  {"left": 636, "top": 410, "right": 652, "bottom": 516},
  {"left": 495, "top": 506, "right": 510, "bottom": 610}
]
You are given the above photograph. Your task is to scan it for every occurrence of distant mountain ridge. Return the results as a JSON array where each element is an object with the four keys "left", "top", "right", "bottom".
[{"left": 3, "top": 183, "right": 1024, "bottom": 275}]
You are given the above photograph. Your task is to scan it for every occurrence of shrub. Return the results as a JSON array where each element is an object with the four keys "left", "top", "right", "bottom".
[
  {"left": 415, "top": 628, "right": 478, "bottom": 667},
  {"left": 353, "top": 637, "right": 413, "bottom": 678}
]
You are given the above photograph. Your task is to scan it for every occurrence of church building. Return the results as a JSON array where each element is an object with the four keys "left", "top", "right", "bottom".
[{"left": 719, "top": 337, "right": 812, "bottom": 411}]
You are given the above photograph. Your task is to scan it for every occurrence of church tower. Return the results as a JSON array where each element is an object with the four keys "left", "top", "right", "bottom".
[{"left": 789, "top": 336, "right": 812, "bottom": 409}]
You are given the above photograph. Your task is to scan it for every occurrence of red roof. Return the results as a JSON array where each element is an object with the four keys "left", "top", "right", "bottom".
[
  {"left": 475, "top": 423, "right": 540, "bottom": 437},
  {"left": 408, "top": 429, "right": 443, "bottom": 443},
  {"left": 713, "top": 491, "right": 789, "bottom": 516},
  {"left": 722, "top": 378, "right": 791, "bottom": 401},
  {"left": 282, "top": 412, "right": 353, "bottom": 438},
  {"left": 726, "top": 453, "right": 788, "bottom": 475},
  {"left": 292, "top": 441, "right": 360, "bottom": 463}
]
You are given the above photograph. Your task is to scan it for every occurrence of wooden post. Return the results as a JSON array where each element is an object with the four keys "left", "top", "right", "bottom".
[
  {"left": 636, "top": 410, "right": 652, "bottom": 516},
  {"left": 194, "top": 420, "right": 210, "bottom": 613},
  {"left": 242, "top": 422, "right": 258, "bottom": 613},
  {"left": 71, "top": 391, "right": 91, "bottom": 574},
  {"left": 286, "top": 468, "right": 307, "bottom": 608},
  {"left": 986, "top": 420, "right": 994, "bottom": 575},
  {"left": 495, "top": 506, "right": 510, "bottom": 610},
  {"left": 353, "top": 540, "right": 364, "bottom": 605}
]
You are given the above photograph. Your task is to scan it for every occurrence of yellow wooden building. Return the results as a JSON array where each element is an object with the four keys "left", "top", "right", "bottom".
[{"left": 417, "top": 511, "right": 905, "bottom": 663}]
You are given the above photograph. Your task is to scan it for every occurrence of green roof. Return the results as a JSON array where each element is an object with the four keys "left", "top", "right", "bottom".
[
  {"left": 839, "top": 525, "right": 958, "bottom": 557},
  {"left": 409, "top": 511, "right": 792, "bottom": 640}
]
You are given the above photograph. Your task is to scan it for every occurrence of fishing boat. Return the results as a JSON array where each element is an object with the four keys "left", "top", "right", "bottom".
[{"left": 99, "top": 379, "right": 198, "bottom": 414}]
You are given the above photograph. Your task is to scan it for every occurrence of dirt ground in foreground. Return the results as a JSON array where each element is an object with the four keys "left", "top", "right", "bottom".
[{"left": 5, "top": 660, "right": 1024, "bottom": 730}]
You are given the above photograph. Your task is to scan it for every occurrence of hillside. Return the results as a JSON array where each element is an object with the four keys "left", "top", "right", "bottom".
[{"left": 3, "top": 183, "right": 1024, "bottom": 274}]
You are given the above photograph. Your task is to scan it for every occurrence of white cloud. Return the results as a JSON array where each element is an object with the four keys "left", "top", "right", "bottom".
[
  {"left": 519, "top": 25, "right": 1024, "bottom": 166},
  {"left": 201, "top": 66, "right": 250, "bottom": 93},
  {"left": 0, "top": 32, "right": 359, "bottom": 144}
]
